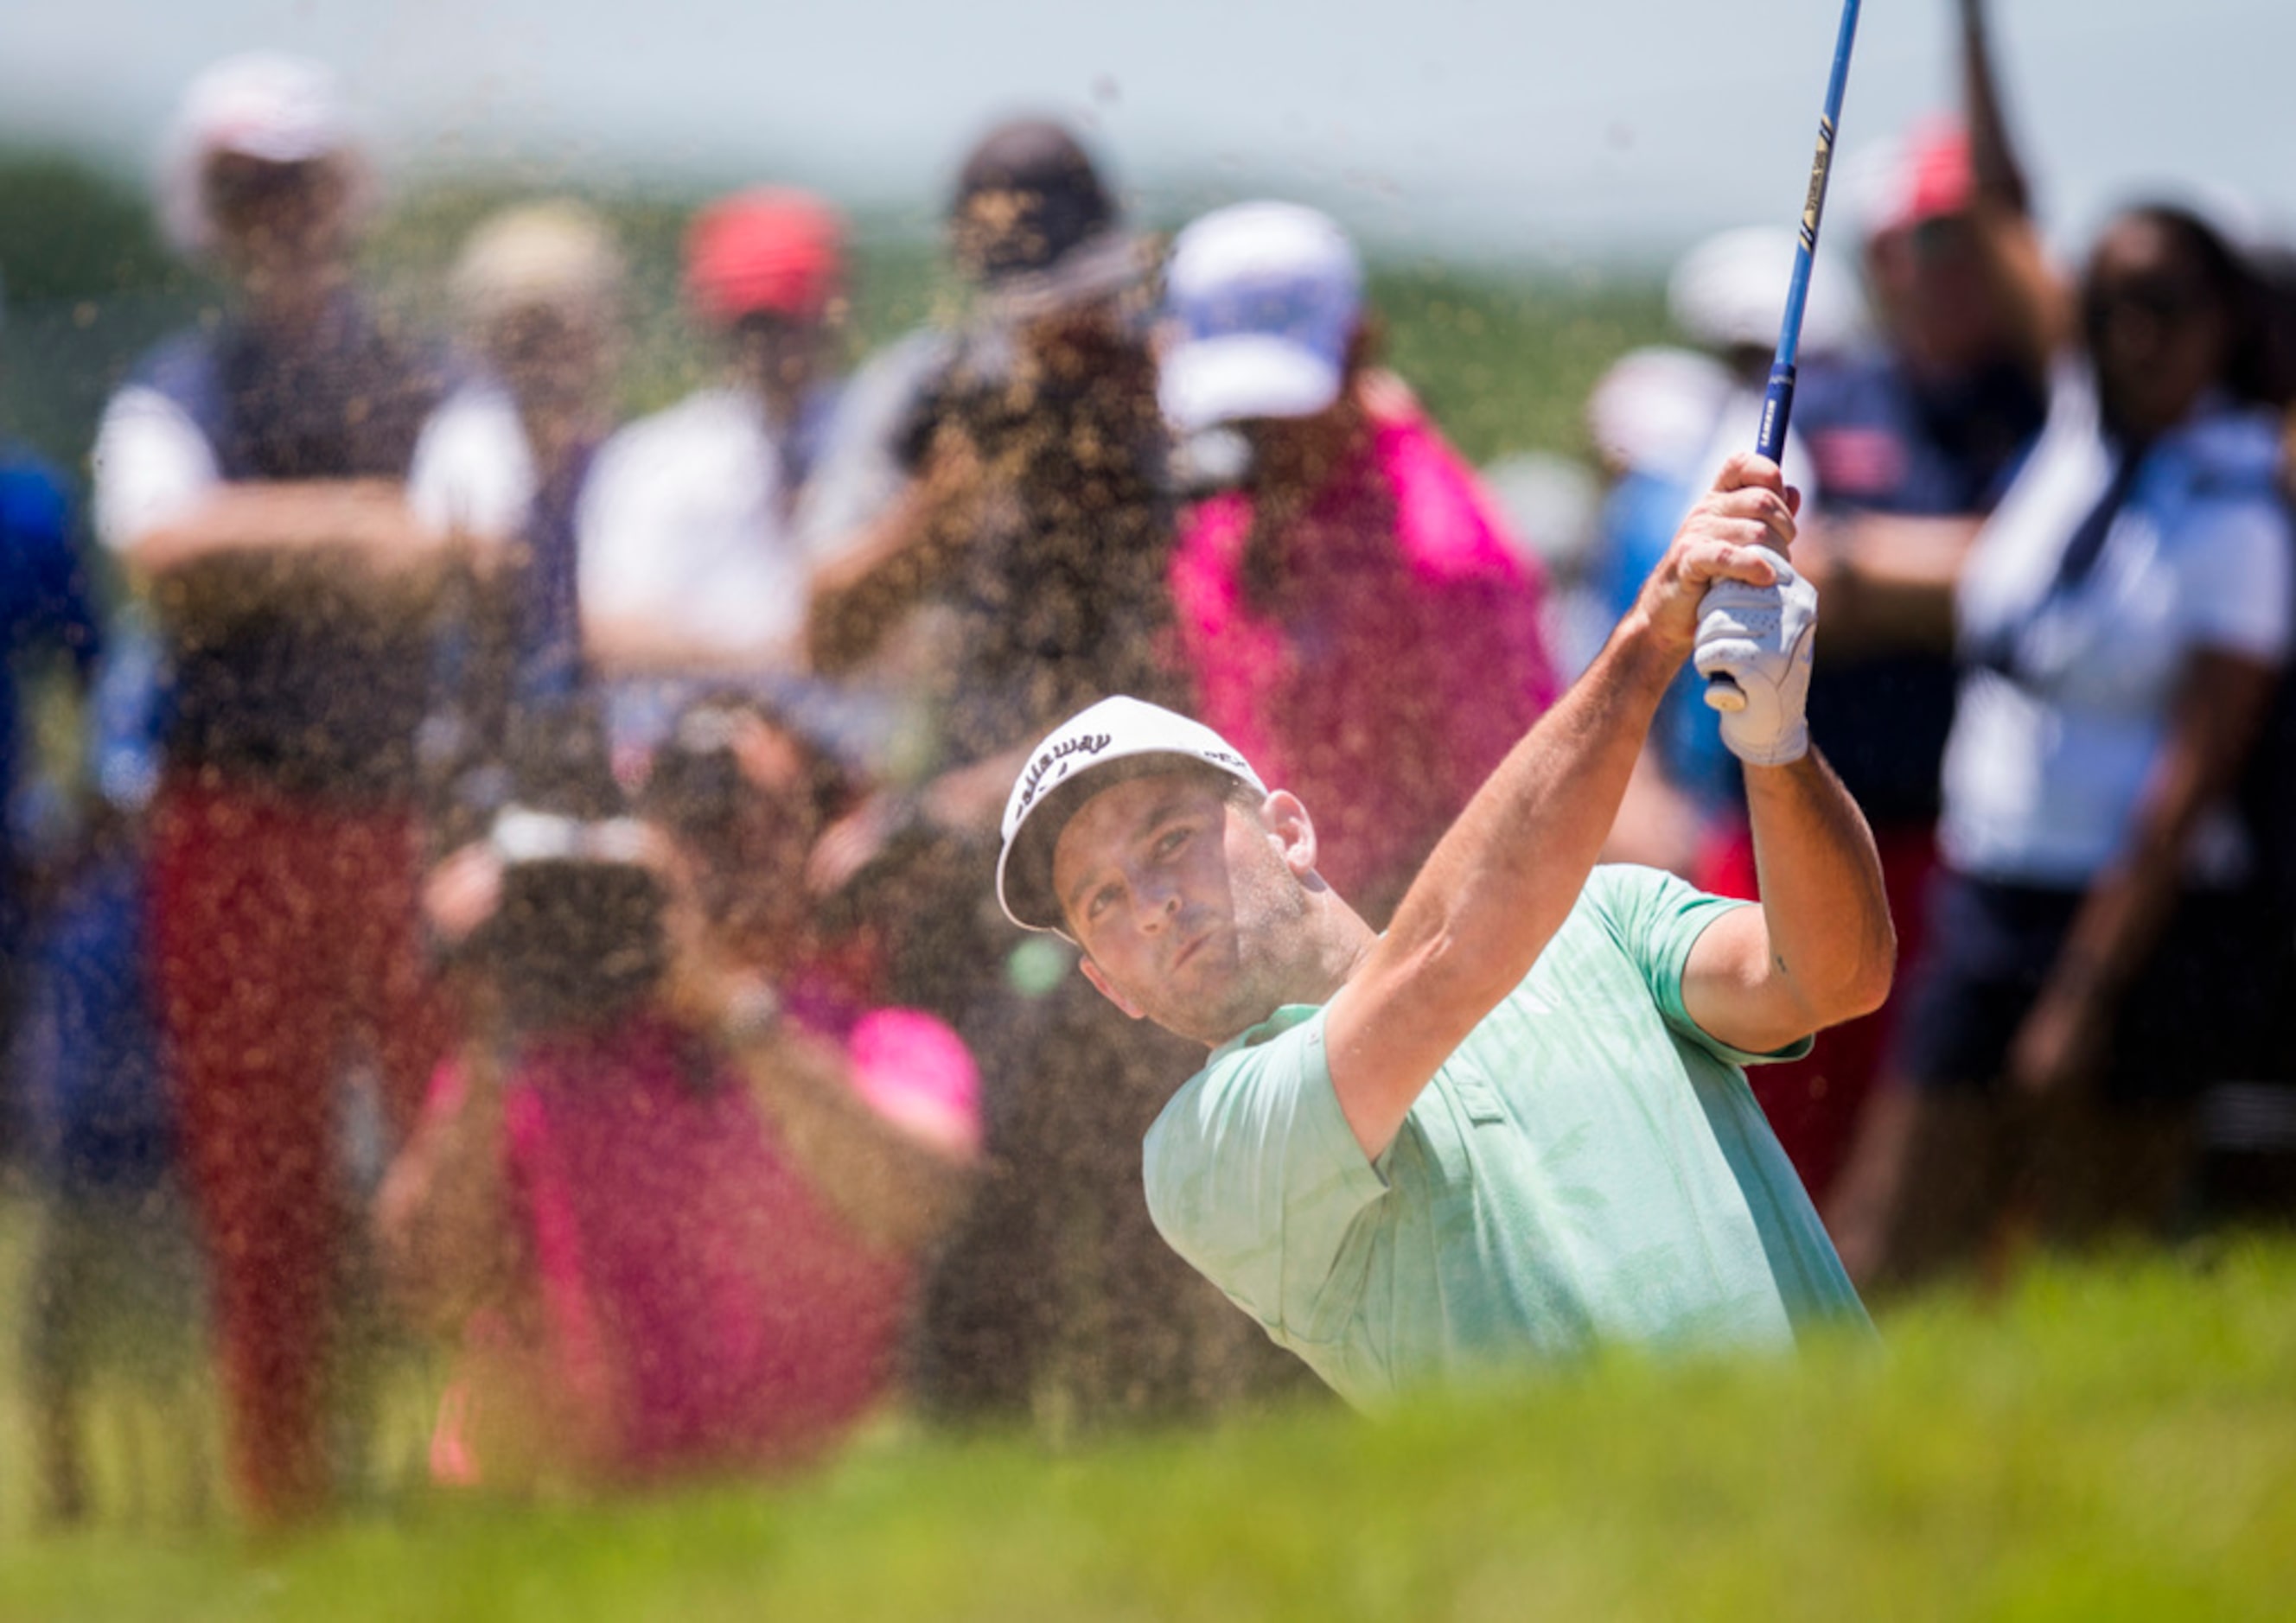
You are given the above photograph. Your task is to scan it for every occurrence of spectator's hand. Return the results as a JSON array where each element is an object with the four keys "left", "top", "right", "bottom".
[
  {"left": 2007, "top": 975, "right": 2110, "bottom": 1100},
  {"left": 1355, "top": 367, "right": 1421, "bottom": 423},
  {"left": 1693, "top": 553, "right": 1818, "bottom": 767},
  {"left": 1632, "top": 453, "right": 1798, "bottom": 659},
  {"left": 637, "top": 829, "right": 754, "bottom": 1036},
  {"left": 807, "top": 791, "right": 904, "bottom": 899},
  {"left": 423, "top": 842, "right": 504, "bottom": 947}
]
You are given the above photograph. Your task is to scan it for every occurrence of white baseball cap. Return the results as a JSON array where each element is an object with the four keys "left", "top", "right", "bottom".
[
  {"left": 161, "top": 54, "right": 358, "bottom": 252},
  {"left": 1158, "top": 201, "right": 1364, "bottom": 433},
  {"left": 997, "top": 697, "right": 1266, "bottom": 939},
  {"left": 1586, "top": 346, "right": 1732, "bottom": 481}
]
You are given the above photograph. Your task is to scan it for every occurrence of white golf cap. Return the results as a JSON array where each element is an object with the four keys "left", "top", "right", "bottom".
[
  {"left": 1158, "top": 200, "right": 1364, "bottom": 433},
  {"left": 998, "top": 696, "right": 1266, "bottom": 939},
  {"left": 161, "top": 54, "right": 358, "bottom": 252},
  {"left": 180, "top": 53, "right": 348, "bottom": 166}
]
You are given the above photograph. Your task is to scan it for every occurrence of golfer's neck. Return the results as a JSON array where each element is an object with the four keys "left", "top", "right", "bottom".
[{"left": 1298, "top": 899, "right": 1378, "bottom": 1007}]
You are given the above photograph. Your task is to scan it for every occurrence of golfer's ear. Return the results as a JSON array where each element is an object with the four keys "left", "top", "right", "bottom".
[
  {"left": 1262, "top": 790, "right": 1318, "bottom": 880},
  {"left": 1079, "top": 955, "right": 1146, "bottom": 1021}
]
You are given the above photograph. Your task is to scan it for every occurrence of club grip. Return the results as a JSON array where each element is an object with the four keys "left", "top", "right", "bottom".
[{"left": 1706, "top": 360, "right": 1801, "bottom": 709}]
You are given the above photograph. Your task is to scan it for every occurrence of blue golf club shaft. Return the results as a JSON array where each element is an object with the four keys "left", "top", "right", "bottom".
[
  {"left": 1757, "top": 0, "right": 1863, "bottom": 463},
  {"left": 1707, "top": 0, "right": 1862, "bottom": 713}
]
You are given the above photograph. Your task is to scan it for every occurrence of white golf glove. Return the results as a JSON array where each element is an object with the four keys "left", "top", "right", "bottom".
[{"left": 1693, "top": 557, "right": 1818, "bottom": 767}]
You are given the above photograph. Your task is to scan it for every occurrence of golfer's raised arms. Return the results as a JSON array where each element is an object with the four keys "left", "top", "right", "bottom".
[
  {"left": 996, "top": 322, "right": 1889, "bottom": 1410},
  {"left": 1321, "top": 452, "right": 1888, "bottom": 1159}
]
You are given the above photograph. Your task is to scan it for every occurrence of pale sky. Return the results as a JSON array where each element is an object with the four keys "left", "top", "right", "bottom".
[{"left": 4, "top": 0, "right": 2292, "bottom": 259}]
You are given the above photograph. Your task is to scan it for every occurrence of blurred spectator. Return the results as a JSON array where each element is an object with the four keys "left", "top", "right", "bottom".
[
  {"left": 378, "top": 719, "right": 975, "bottom": 1491},
  {"left": 0, "top": 296, "right": 106, "bottom": 1144},
  {"left": 2190, "top": 237, "right": 2296, "bottom": 1230},
  {"left": 88, "top": 54, "right": 520, "bottom": 1524},
  {"left": 1739, "top": 13, "right": 2053, "bottom": 1205},
  {"left": 1160, "top": 200, "right": 1559, "bottom": 927},
  {"left": 1826, "top": 36, "right": 2295, "bottom": 1282},
  {"left": 796, "top": 121, "right": 1151, "bottom": 585},
  {"left": 809, "top": 119, "right": 1303, "bottom": 1427},
  {"left": 443, "top": 201, "right": 627, "bottom": 714},
  {"left": 577, "top": 187, "right": 850, "bottom": 740},
  {"left": 16, "top": 619, "right": 203, "bottom": 1525},
  {"left": 809, "top": 120, "right": 1174, "bottom": 755},
  {"left": 413, "top": 200, "right": 630, "bottom": 843}
]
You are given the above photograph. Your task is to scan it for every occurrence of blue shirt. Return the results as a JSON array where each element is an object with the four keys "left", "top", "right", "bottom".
[{"left": 0, "top": 442, "right": 104, "bottom": 856}]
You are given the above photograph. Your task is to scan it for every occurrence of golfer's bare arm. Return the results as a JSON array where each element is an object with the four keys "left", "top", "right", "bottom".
[
  {"left": 1676, "top": 754, "right": 1895, "bottom": 1058},
  {"left": 1321, "top": 455, "right": 1800, "bottom": 1159}
]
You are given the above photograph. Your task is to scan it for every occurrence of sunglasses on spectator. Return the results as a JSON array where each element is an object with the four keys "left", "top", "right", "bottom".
[
  {"left": 2085, "top": 275, "right": 2217, "bottom": 330},
  {"left": 1906, "top": 214, "right": 1980, "bottom": 265}
]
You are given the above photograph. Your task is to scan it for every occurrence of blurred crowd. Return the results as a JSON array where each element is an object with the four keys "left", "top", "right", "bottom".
[{"left": 5, "top": 0, "right": 2295, "bottom": 1528}]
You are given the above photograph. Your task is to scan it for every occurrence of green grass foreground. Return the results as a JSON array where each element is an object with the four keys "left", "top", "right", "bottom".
[{"left": 5, "top": 1241, "right": 2293, "bottom": 1621}]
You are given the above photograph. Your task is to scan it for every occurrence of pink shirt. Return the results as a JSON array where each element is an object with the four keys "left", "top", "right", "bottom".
[
  {"left": 424, "top": 1006, "right": 978, "bottom": 1485},
  {"left": 1170, "top": 406, "right": 1557, "bottom": 912}
]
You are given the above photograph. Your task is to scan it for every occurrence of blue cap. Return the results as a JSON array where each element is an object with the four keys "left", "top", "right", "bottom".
[{"left": 1159, "top": 201, "right": 1363, "bottom": 432}]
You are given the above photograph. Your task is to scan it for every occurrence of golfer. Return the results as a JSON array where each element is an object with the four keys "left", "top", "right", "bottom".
[{"left": 995, "top": 453, "right": 1890, "bottom": 1405}]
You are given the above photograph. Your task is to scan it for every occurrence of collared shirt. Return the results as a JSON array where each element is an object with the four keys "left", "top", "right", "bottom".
[{"left": 1141, "top": 865, "right": 1868, "bottom": 1410}]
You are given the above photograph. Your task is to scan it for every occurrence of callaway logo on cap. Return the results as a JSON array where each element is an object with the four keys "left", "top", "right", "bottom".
[{"left": 997, "top": 697, "right": 1265, "bottom": 939}]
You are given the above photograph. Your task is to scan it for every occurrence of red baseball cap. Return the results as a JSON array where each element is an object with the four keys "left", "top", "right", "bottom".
[
  {"left": 684, "top": 188, "right": 845, "bottom": 326},
  {"left": 1853, "top": 117, "right": 1976, "bottom": 242}
]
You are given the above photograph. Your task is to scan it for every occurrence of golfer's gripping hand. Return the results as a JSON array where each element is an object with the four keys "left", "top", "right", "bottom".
[
  {"left": 1659, "top": 455, "right": 1811, "bottom": 766},
  {"left": 1695, "top": 543, "right": 1816, "bottom": 767},
  {"left": 1630, "top": 454, "right": 1813, "bottom": 767},
  {"left": 1632, "top": 450, "right": 1797, "bottom": 643}
]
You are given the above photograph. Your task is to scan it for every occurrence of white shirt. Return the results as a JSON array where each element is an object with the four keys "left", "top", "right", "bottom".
[
  {"left": 577, "top": 385, "right": 823, "bottom": 666},
  {"left": 1942, "top": 366, "right": 2293, "bottom": 885}
]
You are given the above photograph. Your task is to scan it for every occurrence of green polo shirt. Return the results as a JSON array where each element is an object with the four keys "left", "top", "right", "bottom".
[{"left": 1141, "top": 864, "right": 1872, "bottom": 1409}]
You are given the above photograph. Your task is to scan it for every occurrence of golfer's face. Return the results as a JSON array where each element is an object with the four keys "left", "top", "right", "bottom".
[{"left": 1053, "top": 772, "right": 1303, "bottom": 1046}]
